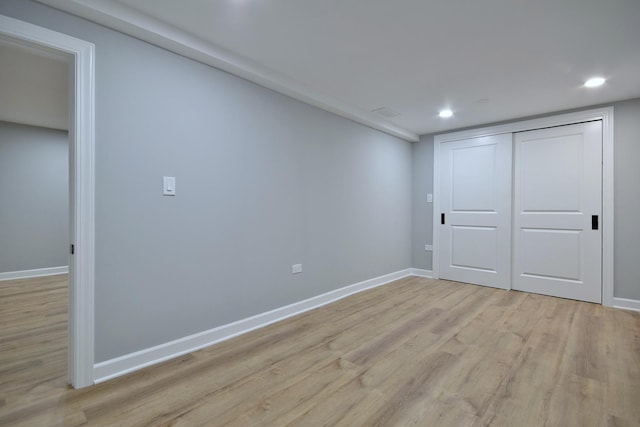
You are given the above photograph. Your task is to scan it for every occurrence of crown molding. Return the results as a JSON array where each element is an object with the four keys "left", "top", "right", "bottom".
[{"left": 35, "top": 0, "right": 419, "bottom": 142}]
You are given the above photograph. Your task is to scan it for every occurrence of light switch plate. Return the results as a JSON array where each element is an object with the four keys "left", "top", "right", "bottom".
[
  {"left": 427, "top": 193, "right": 433, "bottom": 203},
  {"left": 292, "top": 264, "right": 302, "bottom": 274},
  {"left": 163, "top": 176, "right": 176, "bottom": 196}
]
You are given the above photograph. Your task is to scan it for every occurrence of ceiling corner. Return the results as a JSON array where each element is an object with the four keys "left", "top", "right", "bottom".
[{"left": 35, "top": 0, "right": 419, "bottom": 142}]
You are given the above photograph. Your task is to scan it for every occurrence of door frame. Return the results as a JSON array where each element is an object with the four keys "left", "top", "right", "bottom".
[
  {"left": 433, "top": 106, "right": 614, "bottom": 306},
  {"left": 0, "top": 15, "right": 96, "bottom": 387}
]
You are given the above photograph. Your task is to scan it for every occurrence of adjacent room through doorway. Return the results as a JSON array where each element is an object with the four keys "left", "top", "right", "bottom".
[{"left": 0, "top": 36, "right": 71, "bottom": 393}]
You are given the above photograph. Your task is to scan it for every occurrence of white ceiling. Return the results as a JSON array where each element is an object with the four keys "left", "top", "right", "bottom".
[
  {"left": 0, "top": 38, "right": 69, "bottom": 130},
  {"left": 37, "top": 0, "right": 640, "bottom": 140}
]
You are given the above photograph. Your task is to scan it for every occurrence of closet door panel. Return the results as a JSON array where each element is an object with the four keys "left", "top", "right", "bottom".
[
  {"left": 513, "top": 121, "right": 602, "bottom": 303},
  {"left": 438, "top": 134, "right": 512, "bottom": 289}
]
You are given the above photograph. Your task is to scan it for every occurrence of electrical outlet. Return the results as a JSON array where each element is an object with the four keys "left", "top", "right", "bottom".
[
  {"left": 424, "top": 244, "right": 433, "bottom": 251},
  {"left": 292, "top": 264, "right": 302, "bottom": 274}
]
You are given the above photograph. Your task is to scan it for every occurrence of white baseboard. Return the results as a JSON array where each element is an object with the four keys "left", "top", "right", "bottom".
[
  {"left": 0, "top": 266, "right": 69, "bottom": 281},
  {"left": 409, "top": 268, "right": 433, "bottom": 278},
  {"left": 612, "top": 297, "right": 640, "bottom": 312},
  {"left": 94, "top": 268, "right": 417, "bottom": 383}
]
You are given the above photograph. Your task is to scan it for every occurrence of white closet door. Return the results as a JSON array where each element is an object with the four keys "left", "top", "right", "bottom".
[
  {"left": 438, "top": 134, "right": 512, "bottom": 289},
  {"left": 513, "top": 121, "right": 602, "bottom": 303}
]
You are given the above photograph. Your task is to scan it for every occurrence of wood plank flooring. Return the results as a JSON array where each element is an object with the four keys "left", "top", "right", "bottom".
[{"left": 1, "top": 274, "right": 639, "bottom": 426}]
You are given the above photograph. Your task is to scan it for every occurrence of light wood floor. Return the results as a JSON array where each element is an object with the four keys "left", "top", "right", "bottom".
[{"left": 1, "top": 275, "right": 639, "bottom": 426}]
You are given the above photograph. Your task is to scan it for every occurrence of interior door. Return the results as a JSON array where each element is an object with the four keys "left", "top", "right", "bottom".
[
  {"left": 438, "top": 134, "right": 512, "bottom": 289},
  {"left": 513, "top": 121, "right": 602, "bottom": 303}
]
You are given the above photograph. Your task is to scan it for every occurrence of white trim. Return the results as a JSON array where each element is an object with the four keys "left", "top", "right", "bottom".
[
  {"left": 612, "top": 298, "right": 640, "bottom": 313},
  {"left": 432, "top": 106, "right": 614, "bottom": 307},
  {"left": 410, "top": 268, "right": 433, "bottom": 278},
  {"left": 433, "top": 108, "right": 613, "bottom": 143},
  {"left": 35, "top": 0, "right": 418, "bottom": 142},
  {"left": 601, "top": 109, "right": 615, "bottom": 307},
  {"left": 0, "top": 266, "right": 69, "bottom": 281},
  {"left": 94, "top": 268, "right": 414, "bottom": 383},
  {"left": 432, "top": 140, "right": 441, "bottom": 280},
  {"left": 0, "top": 15, "right": 96, "bottom": 388}
]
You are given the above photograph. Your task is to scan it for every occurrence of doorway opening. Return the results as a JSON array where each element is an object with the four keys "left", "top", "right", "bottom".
[
  {"left": 0, "top": 14, "right": 95, "bottom": 389},
  {"left": 0, "top": 36, "right": 71, "bottom": 399}
]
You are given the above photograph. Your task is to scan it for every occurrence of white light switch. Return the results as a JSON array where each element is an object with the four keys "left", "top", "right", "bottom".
[
  {"left": 163, "top": 176, "right": 176, "bottom": 196},
  {"left": 427, "top": 193, "right": 433, "bottom": 203},
  {"left": 292, "top": 264, "right": 302, "bottom": 274}
]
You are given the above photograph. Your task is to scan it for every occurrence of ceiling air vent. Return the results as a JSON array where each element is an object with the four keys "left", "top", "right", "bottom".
[{"left": 371, "top": 107, "right": 400, "bottom": 118}]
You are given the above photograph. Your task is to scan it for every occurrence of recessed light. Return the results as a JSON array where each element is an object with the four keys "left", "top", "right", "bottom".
[
  {"left": 584, "top": 77, "right": 606, "bottom": 88},
  {"left": 439, "top": 109, "right": 453, "bottom": 118}
]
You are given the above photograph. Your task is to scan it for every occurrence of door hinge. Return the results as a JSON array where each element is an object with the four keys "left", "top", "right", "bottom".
[
  {"left": 441, "top": 213, "right": 445, "bottom": 225},
  {"left": 592, "top": 215, "right": 599, "bottom": 230},
  {"left": 70, "top": 244, "right": 75, "bottom": 255}
]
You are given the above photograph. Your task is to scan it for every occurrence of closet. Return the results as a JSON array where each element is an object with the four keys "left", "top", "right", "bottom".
[{"left": 435, "top": 120, "right": 603, "bottom": 303}]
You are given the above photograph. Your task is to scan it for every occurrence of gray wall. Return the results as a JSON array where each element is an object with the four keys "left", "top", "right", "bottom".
[
  {"left": 0, "top": 121, "right": 68, "bottom": 273},
  {"left": 613, "top": 98, "right": 640, "bottom": 300},
  {"left": 411, "top": 135, "right": 433, "bottom": 270},
  {"left": 0, "top": 1, "right": 413, "bottom": 362},
  {"left": 412, "top": 98, "right": 640, "bottom": 300}
]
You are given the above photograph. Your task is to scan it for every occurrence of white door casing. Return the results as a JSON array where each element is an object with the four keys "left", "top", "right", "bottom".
[
  {"left": 437, "top": 134, "right": 512, "bottom": 289},
  {"left": 0, "top": 14, "right": 96, "bottom": 388},
  {"left": 513, "top": 121, "right": 602, "bottom": 303}
]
